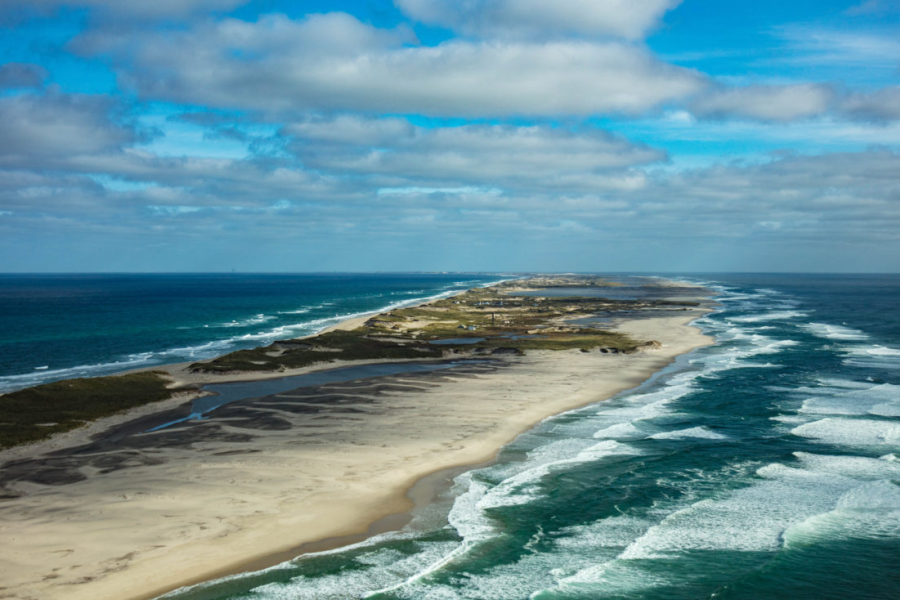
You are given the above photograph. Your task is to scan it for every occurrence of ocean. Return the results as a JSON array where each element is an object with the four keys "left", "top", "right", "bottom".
[
  {"left": 0, "top": 273, "right": 500, "bottom": 394},
  {"left": 148, "top": 273, "right": 900, "bottom": 600}
]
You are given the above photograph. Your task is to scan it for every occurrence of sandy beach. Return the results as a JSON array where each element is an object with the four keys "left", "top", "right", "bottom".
[{"left": 0, "top": 286, "right": 713, "bottom": 600}]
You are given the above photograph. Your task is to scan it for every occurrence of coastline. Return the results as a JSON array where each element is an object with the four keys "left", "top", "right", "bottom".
[{"left": 0, "top": 281, "right": 715, "bottom": 600}]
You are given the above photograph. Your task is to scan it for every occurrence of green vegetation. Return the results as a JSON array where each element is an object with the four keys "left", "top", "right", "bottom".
[
  {"left": 194, "top": 329, "right": 443, "bottom": 374},
  {"left": 189, "top": 275, "right": 688, "bottom": 375},
  {"left": 0, "top": 372, "right": 174, "bottom": 450}
]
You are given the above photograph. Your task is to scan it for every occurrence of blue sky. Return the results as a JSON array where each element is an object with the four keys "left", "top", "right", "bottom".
[{"left": 0, "top": 0, "right": 898, "bottom": 272}]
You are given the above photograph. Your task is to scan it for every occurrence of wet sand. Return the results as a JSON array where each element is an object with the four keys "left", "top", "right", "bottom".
[{"left": 0, "top": 288, "right": 714, "bottom": 600}]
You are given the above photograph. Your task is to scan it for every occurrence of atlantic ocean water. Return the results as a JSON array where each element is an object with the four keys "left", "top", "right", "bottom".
[
  {"left": 155, "top": 274, "right": 900, "bottom": 600},
  {"left": 0, "top": 273, "right": 499, "bottom": 393}
]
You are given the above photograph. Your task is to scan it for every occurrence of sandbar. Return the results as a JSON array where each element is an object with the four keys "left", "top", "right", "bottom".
[{"left": 0, "top": 282, "right": 713, "bottom": 600}]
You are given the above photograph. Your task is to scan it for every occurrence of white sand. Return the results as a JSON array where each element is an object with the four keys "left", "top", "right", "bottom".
[{"left": 0, "top": 303, "right": 712, "bottom": 600}]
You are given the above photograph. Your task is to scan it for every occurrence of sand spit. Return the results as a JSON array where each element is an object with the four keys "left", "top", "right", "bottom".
[{"left": 0, "top": 291, "right": 713, "bottom": 600}]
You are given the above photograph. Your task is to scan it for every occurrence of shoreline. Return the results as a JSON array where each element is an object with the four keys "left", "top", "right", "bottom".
[
  {"left": 0, "top": 279, "right": 715, "bottom": 600},
  {"left": 0, "top": 279, "right": 507, "bottom": 399},
  {"left": 0, "top": 283, "right": 501, "bottom": 463},
  {"left": 167, "top": 313, "right": 710, "bottom": 597}
]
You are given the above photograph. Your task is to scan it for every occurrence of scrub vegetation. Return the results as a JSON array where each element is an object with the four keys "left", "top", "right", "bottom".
[
  {"left": 191, "top": 276, "right": 693, "bottom": 375},
  {"left": 0, "top": 372, "right": 174, "bottom": 449}
]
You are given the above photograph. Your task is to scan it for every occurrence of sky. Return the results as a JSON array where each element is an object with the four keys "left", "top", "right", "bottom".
[{"left": 0, "top": 0, "right": 898, "bottom": 273}]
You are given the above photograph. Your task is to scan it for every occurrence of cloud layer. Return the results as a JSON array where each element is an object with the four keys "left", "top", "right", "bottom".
[
  {"left": 1, "top": 2, "right": 899, "bottom": 272},
  {"left": 74, "top": 13, "right": 704, "bottom": 118},
  {"left": 395, "top": 0, "right": 681, "bottom": 40}
]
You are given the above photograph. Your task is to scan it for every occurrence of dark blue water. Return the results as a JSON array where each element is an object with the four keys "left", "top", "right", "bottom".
[
  {"left": 0, "top": 273, "right": 500, "bottom": 393},
  {"left": 157, "top": 274, "right": 900, "bottom": 600}
]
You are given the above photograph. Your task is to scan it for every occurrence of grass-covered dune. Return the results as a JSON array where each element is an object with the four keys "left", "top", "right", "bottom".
[
  {"left": 191, "top": 277, "right": 685, "bottom": 375},
  {"left": 0, "top": 372, "right": 174, "bottom": 450},
  {"left": 0, "top": 276, "right": 696, "bottom": 450}
]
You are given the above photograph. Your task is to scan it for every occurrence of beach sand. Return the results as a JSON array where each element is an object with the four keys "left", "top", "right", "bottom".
[{"left": 0, "top": 294, "right": 713, "bottom": 600}]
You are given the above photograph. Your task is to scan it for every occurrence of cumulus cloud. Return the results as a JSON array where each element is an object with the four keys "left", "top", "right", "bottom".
[
  {"left": 3, "top": 106, "right": 899, "bottom": 271},
  {"left": 286, "top": 117, "right": 665, "bottom": 191},
  {"left": 690, "top": 84, "right": 834, "bottom": 122},
  {"left": 0, "top": 63, "right": 47, "bottom": 89},
  {"left": 0, "top": 93, "right": 141, "bottom": 168},
  {"left": 394, "top": 0, "right": 681, "bottom": 40},
  {"left": 73, "top": 13, "right": 704, "bottom": 117}
]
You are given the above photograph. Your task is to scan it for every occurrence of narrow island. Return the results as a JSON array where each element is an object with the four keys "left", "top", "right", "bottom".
[{"left": 0, "top": 276, "right": 714, "bottom": 600}]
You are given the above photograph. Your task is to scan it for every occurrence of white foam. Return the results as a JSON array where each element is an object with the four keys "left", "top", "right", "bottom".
[
  {"left": 649, "top": 426, "right": 728, "bottom": 441},
  {"left": 814, "top": 377, "right": 878, "bottom": 390},
  {"left": 729, "top": 310, "right": 808, "bottom": 323},
  {"left": 554, "top": 466, "right": 851, "bottom": 591},
  {"left": 592, "top": 422, "right": 647, "bottom": 440},
  {"left": 541, "top": 444, "right": 900, "bottom": 597},
  {"left": 243, "top": 541, "right": 459, "bottom": 600},
  {"left": 793, "top": 452, "right": 900, "bottom": 479},
  {"left": 862, "top": 345, "right": 900, "bottom": 357},
  {"left": 792, "top": 417, "right": 900, "bottom": 447},
  {"left": 478, "top": 441, "right": 641, "bottom": 511},
  {"left": 215, "top": 313, "right": 276, "bottom": 328},
  {"left": 800, "top": 322, "right": 869, "bottom": 341},
  {"left": 842, "top": 345, "right": 900, "bottom": 369},
  {"left": 798, "top": 383, "right": 900, "bottom": 417},
  {"left": 784, "top": 480, "right": 900, "bottom": 547}
]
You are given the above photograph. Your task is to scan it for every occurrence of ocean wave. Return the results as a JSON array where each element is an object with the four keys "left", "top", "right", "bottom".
[
  {"left": 214, "top": 313, "right": 276, "bottom": 328},
  {"left": 841, "top": 344, "right": 900, "bottom": 369},
  {"left": 551, "top": 463, "right": 854, "bottom": 594},
  {"left": 800, "top": 322, "right": 870, "bottom": 341},
  {"left": 358, "top": 438, "right": 645, "bottom": 597},
  {"left": 729, "top": 310, "right": 809, "bottom": 323},
  {"left": 649, "top": 426, "right": 728, "bottom": 440},
  {"left": 844, "top": 344, "right": 900, "bottom": 357},
  {"left": 798, "top": 383, "right": 900, "bottom": 418},
  {"left": 783, "top": 480, "right": 900, "bottom": 548},
  {"left": 792, "top": 417, "right": 900, "bottom": 448}
]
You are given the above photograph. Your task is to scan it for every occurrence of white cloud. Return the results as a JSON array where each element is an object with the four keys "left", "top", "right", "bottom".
[
  {"left": 394, "top": 0, "right": 681, "bottom": 40},
  {"left": 74, "top": 13, "right": 704, "bottom": 117},
  {"left": 287, "top": 117, "right": 666, "bottom": 191},
  {"left": 0, "top": 93, "right": 139, "bottom": 167},
  {"left": 840, "top": 86, "right": 900, "bottom": 121},
  {"left": 690, "top": 84, "right": 833, "bottom": 122}
]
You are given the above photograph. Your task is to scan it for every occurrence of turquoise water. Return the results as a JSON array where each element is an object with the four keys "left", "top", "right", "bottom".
[
  {"left": 159, "top": 274, "right": 900, "bottom": 600},
  {"left": 0, "top": 273, "right": 500, "bottom": 393}
]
